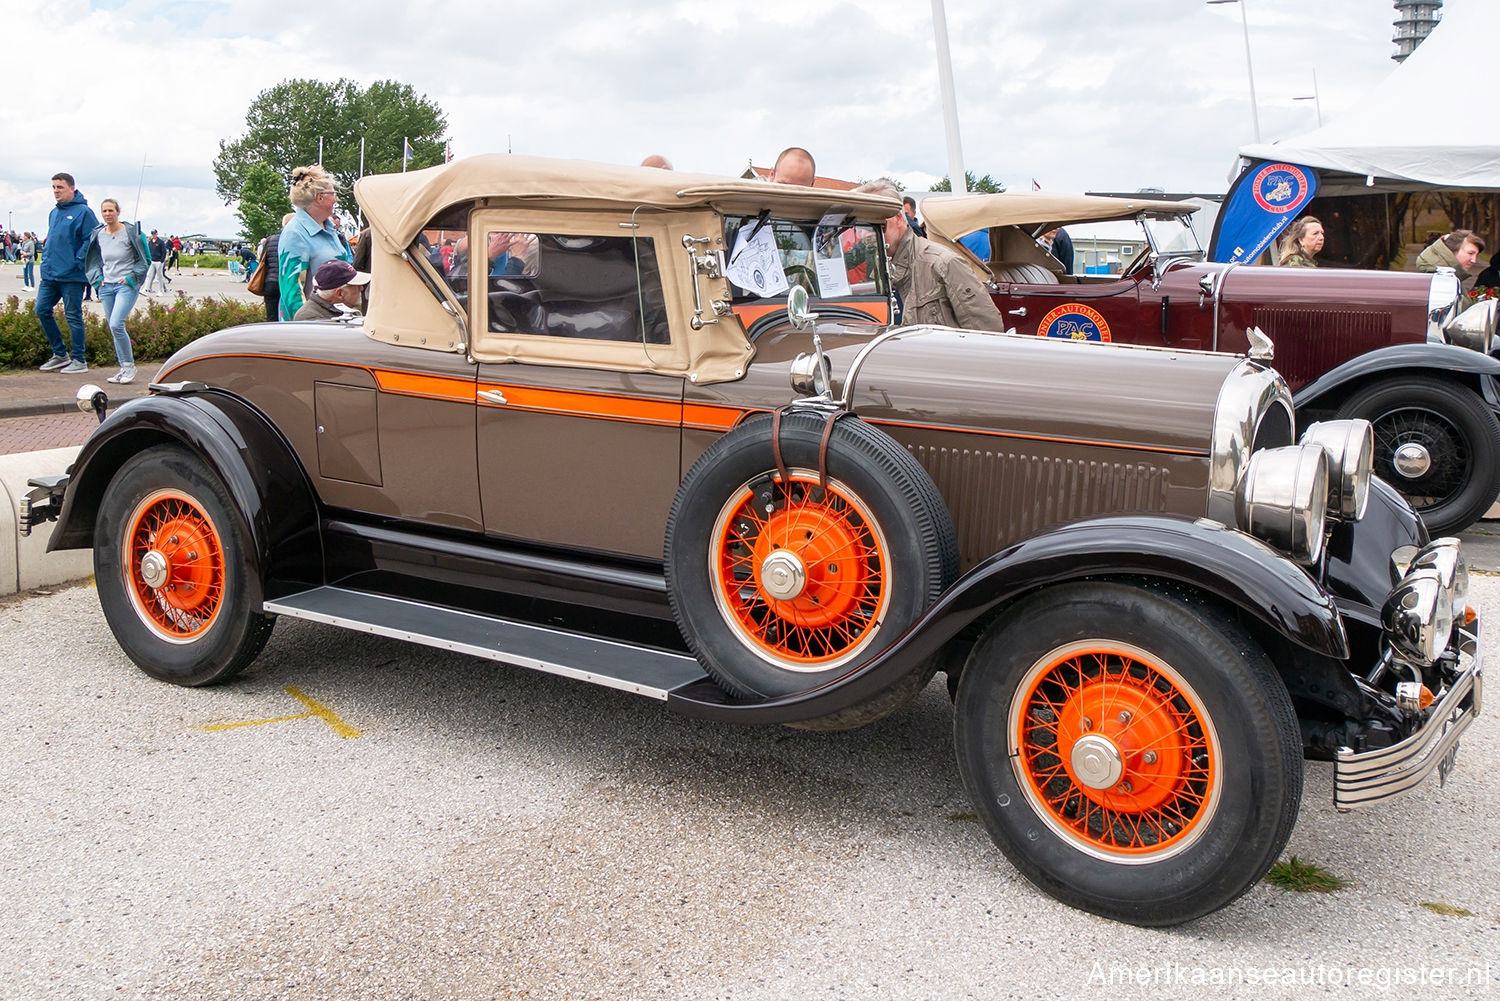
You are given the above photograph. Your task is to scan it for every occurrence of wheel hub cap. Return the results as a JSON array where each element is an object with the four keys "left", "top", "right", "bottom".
[
  {"left": 1392, "top": 442, "right": 1432, "bottom": 479},
  {"left": 139, "top": 550, "right": 169, "bottom": 589},
  {"left": 1070, "top": 733, "right": 1125, "bottom": 790},
  {"left": 759, "top": 550, "right": 807, "bottom": 600}
]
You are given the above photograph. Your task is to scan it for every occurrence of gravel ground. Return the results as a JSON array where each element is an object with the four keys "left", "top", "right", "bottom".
[{"left": 1, "top": 578, "right": 1497, "bottom": 1001}]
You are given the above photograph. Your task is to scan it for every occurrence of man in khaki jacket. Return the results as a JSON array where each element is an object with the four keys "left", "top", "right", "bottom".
[{"left": 856, "top": 179, "right": 1006, "bottom": 331}]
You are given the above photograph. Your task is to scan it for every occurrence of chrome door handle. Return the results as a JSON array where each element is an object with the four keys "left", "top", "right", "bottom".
[
  {"left": 478, "top": 389, "right": 508, "bottom": 405},
  {"left": 1007, "top": 307, "right": 1027, "bottom": 317}
]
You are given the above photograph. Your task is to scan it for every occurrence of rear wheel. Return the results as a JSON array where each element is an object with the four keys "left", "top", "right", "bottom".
[
  {"left": 94, "top": 445, "right": 273, "bottom": 686},
  {"left": 954, "top": 582, "right": 1302, "bottom": 926},
  {"left": 1336, "top": 376, "right": 1500, "bottom": 535}
]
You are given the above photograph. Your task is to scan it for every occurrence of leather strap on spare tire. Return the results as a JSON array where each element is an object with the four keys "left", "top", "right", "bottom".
[
  {"left": 664, "top": 410, "right": 959, "bottom": 728},
  {"left": 771, "top": 405, "right": 858, "bottom": 490}
]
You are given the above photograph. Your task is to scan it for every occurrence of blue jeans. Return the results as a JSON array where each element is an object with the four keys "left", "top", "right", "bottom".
[
  {"left": 98, "top": 282, "right": 139, "bottom": 366},
  {"left": 23, "top": 259, "right": 35, "bottom": 286},
  {"left": 35, "top": 279, "right": 87, "bottom": 363}
]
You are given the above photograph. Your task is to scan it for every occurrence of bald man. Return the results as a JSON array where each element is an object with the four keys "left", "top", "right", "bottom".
[
  {"left": 640, "top": 154, "right": 673, "bottom": 170},
  {"left": 771, "top": 147, "right": 816, "bottom": 186}
]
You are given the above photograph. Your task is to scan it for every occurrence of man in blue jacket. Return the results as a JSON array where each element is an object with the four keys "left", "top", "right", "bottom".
[{"left": 36, "top": 173, "right": 99, "bottom": 373}]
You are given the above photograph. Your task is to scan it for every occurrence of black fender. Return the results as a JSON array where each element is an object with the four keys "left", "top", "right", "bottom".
[
  {"left": 1292, "top": 342, "right": 1500, "bottom": 414},
  {"left": 48, "top": 389, "right": 322, "bottom": 601},
  {"left": 668, "top": 514, "right": 1347, "bottom": 724}
]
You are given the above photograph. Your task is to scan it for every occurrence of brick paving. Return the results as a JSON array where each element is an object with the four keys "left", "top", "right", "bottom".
[
  {"left": 0, "top": 267, "right": 257, "bottom": 454},
  {"left": 0, "top": 412, "right": 99, "bottom": 455}
]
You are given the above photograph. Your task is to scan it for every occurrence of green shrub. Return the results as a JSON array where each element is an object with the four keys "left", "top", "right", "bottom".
[
  {"left": 0, "top": 293, "right": 266, "bottom": 370},
  {"left": 180, "top": 254, "right": 230, "bottom": 269}
]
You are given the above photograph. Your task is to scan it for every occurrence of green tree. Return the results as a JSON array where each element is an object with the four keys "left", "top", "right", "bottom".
[
  {"left": 929, "top": 171, "right": 1005, "bottom": 194},
  {"left": 214, "top": 78, "right": 448, "bottom": 206},
  {"left": 236, "top": 162, "right": 292, "bottom": 242}
]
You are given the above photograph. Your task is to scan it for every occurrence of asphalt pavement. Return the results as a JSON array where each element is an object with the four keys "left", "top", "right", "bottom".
[{"left": 0, "top": 578, "right": 1495, "bottom": 1000}]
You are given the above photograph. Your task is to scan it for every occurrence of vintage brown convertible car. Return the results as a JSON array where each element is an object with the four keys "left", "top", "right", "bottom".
[
  {"left": 918, "top": 192, "right": 1500, "bottom": 536},
  {"left": 21, "top": 157, "right": 1482, "bottom": 927}
]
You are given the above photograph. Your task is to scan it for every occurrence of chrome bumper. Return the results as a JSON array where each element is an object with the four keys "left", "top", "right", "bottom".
[{"left": 1334, "top": 613, "right": 1483, "bottom": 811}]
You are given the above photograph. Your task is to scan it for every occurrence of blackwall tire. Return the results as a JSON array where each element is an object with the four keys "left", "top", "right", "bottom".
[
  {"left": 1336, "top": 376, "right": 1500, "bottom": 536},
  {"left": 954, "top": 581, "right": 1302, "bottom": 926},
  {"left": 665, "top": 412, "right": 958, "bottom": 723},
  {"left": 94, "top": 444, "right": 274, "bottom": 686}
]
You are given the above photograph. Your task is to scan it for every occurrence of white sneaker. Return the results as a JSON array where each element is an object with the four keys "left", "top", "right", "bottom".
[
  {"left": 60, "top": 360, "right": 88, "bottom": 374},
  {"left": 39, "top": 355, "right": 68, "bottom": 371},
  {"left": 108, "top": 366, "right": 136, "bottom": 384}
]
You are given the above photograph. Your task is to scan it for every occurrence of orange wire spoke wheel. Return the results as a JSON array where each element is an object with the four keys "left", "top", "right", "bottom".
[
  {"left": 122, "top": 489, "right": 227, "bottom": 642},
  {"left": 1009, "top": 641, "right": 1222, "bottom": 862},
  {"left": 710, "top": 469, "right": 890, "bottom": 671}
]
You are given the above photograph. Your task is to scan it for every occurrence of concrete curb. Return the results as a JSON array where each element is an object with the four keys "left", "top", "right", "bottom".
[
  {"left": 0, "top": 446, "right": 92, "bottom": 596},
  {"left": 1, "top": 397, "right": 125, "bottom": 420}
]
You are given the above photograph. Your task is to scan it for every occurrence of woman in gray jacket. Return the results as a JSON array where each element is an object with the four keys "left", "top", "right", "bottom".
[{"left": 84, "top": 199, "right": 151, "bottom": 384}]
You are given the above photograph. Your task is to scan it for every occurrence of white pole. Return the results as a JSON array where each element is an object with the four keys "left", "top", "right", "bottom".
[
  {"left": 1209, "top": 0, "right": 1261, "bottom": 143},
  {"left": 931, "top": 0, "right": 968, "bottom": 193},
  {"left": 359, "top": 137, "right": 366, "bottom": 178},
  {"left": 318, "top": 136, "right": 324, "bottom": 165},
  {"left": 1237, "top": 1, "right": 1261, "bottom": 143},
  {"left": 132, "top": 155, "right": 150, "bottom": 223}
]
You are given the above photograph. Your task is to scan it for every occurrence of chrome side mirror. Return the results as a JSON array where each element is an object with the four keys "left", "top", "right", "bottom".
[{"left": 787, "top": 285, "right": 819, "bottom": 332}]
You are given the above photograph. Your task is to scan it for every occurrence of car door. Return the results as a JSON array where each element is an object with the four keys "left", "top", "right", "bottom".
[
  {"left": 468, "top": 211, "right": 686, "bottom": 558},
  {"left": 991, "top": 272, "right": 1146, "bottom": 345}
]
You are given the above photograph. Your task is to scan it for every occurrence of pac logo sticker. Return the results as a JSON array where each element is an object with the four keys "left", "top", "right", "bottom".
[
  {"left": 1251, "top": 162, "right": 1310, "bottom": 214},
  {"left": 1038, "top": 303, "right": 1111, "bottom": 342}
]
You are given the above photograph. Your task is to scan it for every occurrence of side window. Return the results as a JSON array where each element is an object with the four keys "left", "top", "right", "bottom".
[
  {"left": 485, "top": 231, "right": 670, "bottom": 343},
  {"left": 412, "top": 203, "right": 470, "bottom": 301}
]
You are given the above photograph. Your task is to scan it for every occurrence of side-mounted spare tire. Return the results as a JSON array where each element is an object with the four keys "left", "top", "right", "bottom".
[{"left": 665, "top": 411, "right": 959, "bottom": 727}]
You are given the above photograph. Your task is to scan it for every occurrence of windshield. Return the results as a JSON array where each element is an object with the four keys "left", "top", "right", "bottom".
[
  {"left": 723, "top": 215, "right": 888, "bottom": 302},
  {"left": 1142, "top": 215, "right": 1204, "bottom": 259}
]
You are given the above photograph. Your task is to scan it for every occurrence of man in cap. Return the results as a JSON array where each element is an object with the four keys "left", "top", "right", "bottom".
[
  {"left": 855, "top": 178, "right": 1006, "bottom": 331},
  {"left": 293, "top": 259, "right": 370, "bottom": 321}
]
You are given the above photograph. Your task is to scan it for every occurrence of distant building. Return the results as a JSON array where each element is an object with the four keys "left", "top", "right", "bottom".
[{"left": 1392, "top": 0, "right": 1442, "bottom": 62}]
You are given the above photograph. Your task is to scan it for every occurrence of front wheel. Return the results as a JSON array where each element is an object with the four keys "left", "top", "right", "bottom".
[
  {"left": 1336, "top": 376, "right": 1500, "bottom": 535},
  {"left": 94, "top": 444, "right": 274, "bottom": 686},
  {"left": 954, "top": 582, "right": 1302, "bottom": 926}
]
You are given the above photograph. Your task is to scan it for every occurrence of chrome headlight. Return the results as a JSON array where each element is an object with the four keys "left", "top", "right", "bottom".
[
  {"left": 1426, "top": 270, "right": 1462, "bottom": 343},
  {"left": 1300, "top": 419, "right": 1373, "bottom": 521},
  {"left": 1443, "top": 298, "right": 1498, "bottom": 352},
  {"left": 1407, "top": 537, "right": 1469, "bottom": 623},
  {"left": 1208, "top": 361, "right": 1296, "bottom": 527},
  {"left": 1234, "top": 443, "right": 1329, "bottom": 564},
  {"left": 1381, "top": 566, "right": 1455, "bottom": 666}
]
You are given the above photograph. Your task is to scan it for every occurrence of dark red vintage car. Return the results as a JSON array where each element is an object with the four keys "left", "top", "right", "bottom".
[{"left": 920, "top": 193, "right": 1500, "bottom": 536}]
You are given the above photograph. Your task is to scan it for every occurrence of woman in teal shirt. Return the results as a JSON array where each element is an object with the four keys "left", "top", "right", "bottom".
[{"left": 277, "top": 164, "right": 351, "bottom": 321}]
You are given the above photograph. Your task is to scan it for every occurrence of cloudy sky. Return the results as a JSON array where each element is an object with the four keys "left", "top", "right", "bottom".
[{"left": 1, "top": 0, "right": 1420, "bottom": 238}]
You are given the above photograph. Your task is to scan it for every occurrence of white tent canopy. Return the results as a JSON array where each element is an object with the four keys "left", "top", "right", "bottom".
[{"left": 1235, "top": 0, "right": 1500, "bottom": 193}]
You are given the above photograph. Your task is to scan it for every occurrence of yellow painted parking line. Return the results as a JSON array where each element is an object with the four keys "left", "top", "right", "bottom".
[
  {"left": 200, "top": 686, "right": 361, "bottom": 738},
  {"left": 285, "top": 686, "right": 361, "bottom": 738}
]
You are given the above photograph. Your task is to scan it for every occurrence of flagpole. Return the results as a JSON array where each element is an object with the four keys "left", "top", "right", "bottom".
[
  {"left": 318, "top": 136, "right": 324, "bottom": 166},
  {"left": 359, "top": 137, "right": 365, "bottom": 179},
  {"left": 402, "top": 137, "right": 409, "bottom": 173},
  {"left": 931, "top": 0, "right": 968, "bottom": 194}
]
